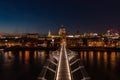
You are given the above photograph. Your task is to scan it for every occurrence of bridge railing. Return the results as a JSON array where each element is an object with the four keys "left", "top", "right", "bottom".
[{"left": 38, "top": 44, "right": 90, "bottom": 80}]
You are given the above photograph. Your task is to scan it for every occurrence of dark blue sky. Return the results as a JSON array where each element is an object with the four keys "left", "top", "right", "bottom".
[{"left": 0, "top": 0, "right": 120, "bottom": 34}]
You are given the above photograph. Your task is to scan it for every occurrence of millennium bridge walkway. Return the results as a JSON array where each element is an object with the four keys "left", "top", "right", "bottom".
[
  {"left": 56, "top": 44, "right": 72, "bottom": 80},
  {"left": 38, "top": 42, "right": 90, "bottom": 80}
]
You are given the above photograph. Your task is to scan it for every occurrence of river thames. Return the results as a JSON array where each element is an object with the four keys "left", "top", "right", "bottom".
[{"left": 0, "top": 50, "right": 120, "bottom": 80}]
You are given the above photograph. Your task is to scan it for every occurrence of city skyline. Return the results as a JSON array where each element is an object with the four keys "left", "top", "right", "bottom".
[{"left": 0, "top": 0, "right": 120, "bottom": 34}]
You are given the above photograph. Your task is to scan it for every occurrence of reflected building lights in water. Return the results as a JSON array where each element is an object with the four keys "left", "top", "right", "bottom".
[
  {"left": 34, "top": 51, "right": 37, "bottom": 64},
  {"left": 84, "top": 51, "right": 87, "bottom": 61},
  {"left": 80, "top": 51, "right": 83, "bottom": 60},
  {"left": 8, "top": 51, "right": 12, "bottom": 57},
  {"left": 110, "top": 52, "right": 116, "bottom": 70},
  {"left": 97, "top": 51, "right": 101, "bottom": 68},
  {"left": 34, "top": 51, "right": 37, "bottom": 59},
  {"left": 25, "top": 51, "right": 29, "bottom": 64},
  {"left": 38, "top": 51, "right": 41, "bottom": 58},
  {"left": 103, "top": 52, "right": 108, "bottom": 70},
  {"left": 4, "top": 52, "right": 11, "bottom": 62},
  {"left": 19, "top": 51, "right": 22, "bottom": 62},
  {"left": 85, "top": 51, "right": 117, "bottom": 70},
  {"left": 3, "top": 51, "right": 13, "bottom": 67},
  {"left": 80, "top": 51, "right": 118, "bottom": 71},
  {"left": 116, "top": 52, "right": 120, "bottom": 63},
  {"left": 18, "top": 51, "right": 47, "bottom": 64},
  {"left": 1, "top": 49, "right": 120, "bottom": 80},
  {"left": 4, "top": 52, "right": 8, "bottom": 63},
  {"left": 38, "top": 51, "right": 46, "bottom": 64},
  {"left": 41, "top": 51, "right": 46, "bottom": 62},
  {"left": 89, "top": 51, "right": 94, "bottom": 67}
]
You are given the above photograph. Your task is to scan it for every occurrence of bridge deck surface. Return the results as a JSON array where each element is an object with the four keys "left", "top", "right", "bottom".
[{"left": 56, "top": 44, "right": 72, "bottom": 80}]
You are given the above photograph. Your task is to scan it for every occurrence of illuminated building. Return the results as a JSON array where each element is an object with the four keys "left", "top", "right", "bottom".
[
  {"left": 48, "top": 30, "right": 51, "bottom": 37},
  {"left": 58, "top": 25, "right": 66, "bottom": 37},
  {"left": 27, "top": 33, "right": 39, "bottom": 39}
]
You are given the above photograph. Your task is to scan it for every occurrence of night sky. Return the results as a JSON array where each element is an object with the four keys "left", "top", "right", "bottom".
[{"left": 0, "top": 0, "right": 120, "bottom": 34}]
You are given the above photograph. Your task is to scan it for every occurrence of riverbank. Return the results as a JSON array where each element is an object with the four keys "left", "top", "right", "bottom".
[
  {"left": 68, "top": 46, "right": 120, "bottom": 52},
  {"left": 1, "top": 46, "right": 58, "bottom": 51}
]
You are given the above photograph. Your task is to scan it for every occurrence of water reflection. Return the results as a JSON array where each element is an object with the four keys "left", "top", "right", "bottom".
[
  {"left": 25, "top": 51, "right": 29, "bottom": 64},
  {"left": 80, "top": 51, "right": 119, "bottom": 70},
  {"left": 84, "top": 51, "right": 87, "bottom": 61},
  {"left": 0, "top": 50, "right": 47, "bottom": 80},
  {"left": 19, "top": 51, "right": 22, "bottom": 63},
  {"left": 2, "top": 50, "right": 47, "bottom": 65},
  {"left": 3, "top": 51, "right": 14, "bottom": 64},
  {"left": 34, "top": 51, "right": 37, "bottom": 64},
  {"left": 110, "top": 52, "right": 116, "bottom": 70},
  {"left": 79, "top": 51, "right": 120, "bottom": 80},
  {"left": 97, "top": 51, "right": 101, "bottom": 68},
  {"left": 0, "top": 50, "right": 120, "bottom": 80},
  {"left": 103, "top": 52, "right": 108, "bottom": 70},
  {"left": 89, "top": 51, "right": 94, "bottom": 67},
  {"left": 80, "top": 51, "right": 83, "bottom": 60},
  {"left": 18, "top": 50, "right": 47, "bottom": 64},
  {"left": 34, "top": 51, "right": 37, "bottom": 59},
  {"left": 38, "top": 51, "right": 46, "bottom": 64},
  {"left": 0, "top": 51, "right": 46, "bottom": 64}
]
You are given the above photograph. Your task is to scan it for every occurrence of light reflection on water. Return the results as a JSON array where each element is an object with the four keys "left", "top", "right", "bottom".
[
  {"left": 103, "top": 52, "right": 107, "bottom": 70},
  {"left": 38, "top": 51, "right": 46, "bottom": 64},
  {"left": 24, "top": 51, "right": 29, "bottom": 64},
  {"left": 89, "top": 51, "right": 94, "bottom": 67},
  {"left": 19, "top": 51, "right": 22, "bottom": 63},
  {"left": 0, "top": 50, "right": 120, "bottom": 80},
  {"left": 0, "top": 50, "right": 47, "bottom": 80},
  {"left": 110, "top": 52, "right": 116, "bottom": 70},
  {"left": 84, "top": 51, "right": 87, "bottom": 61},
  {"left": 97, "top": 51, "right": 101, "bottom": 69},
  {"left": 80, "top": 51, "right": 120, "bottom": 80}
]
